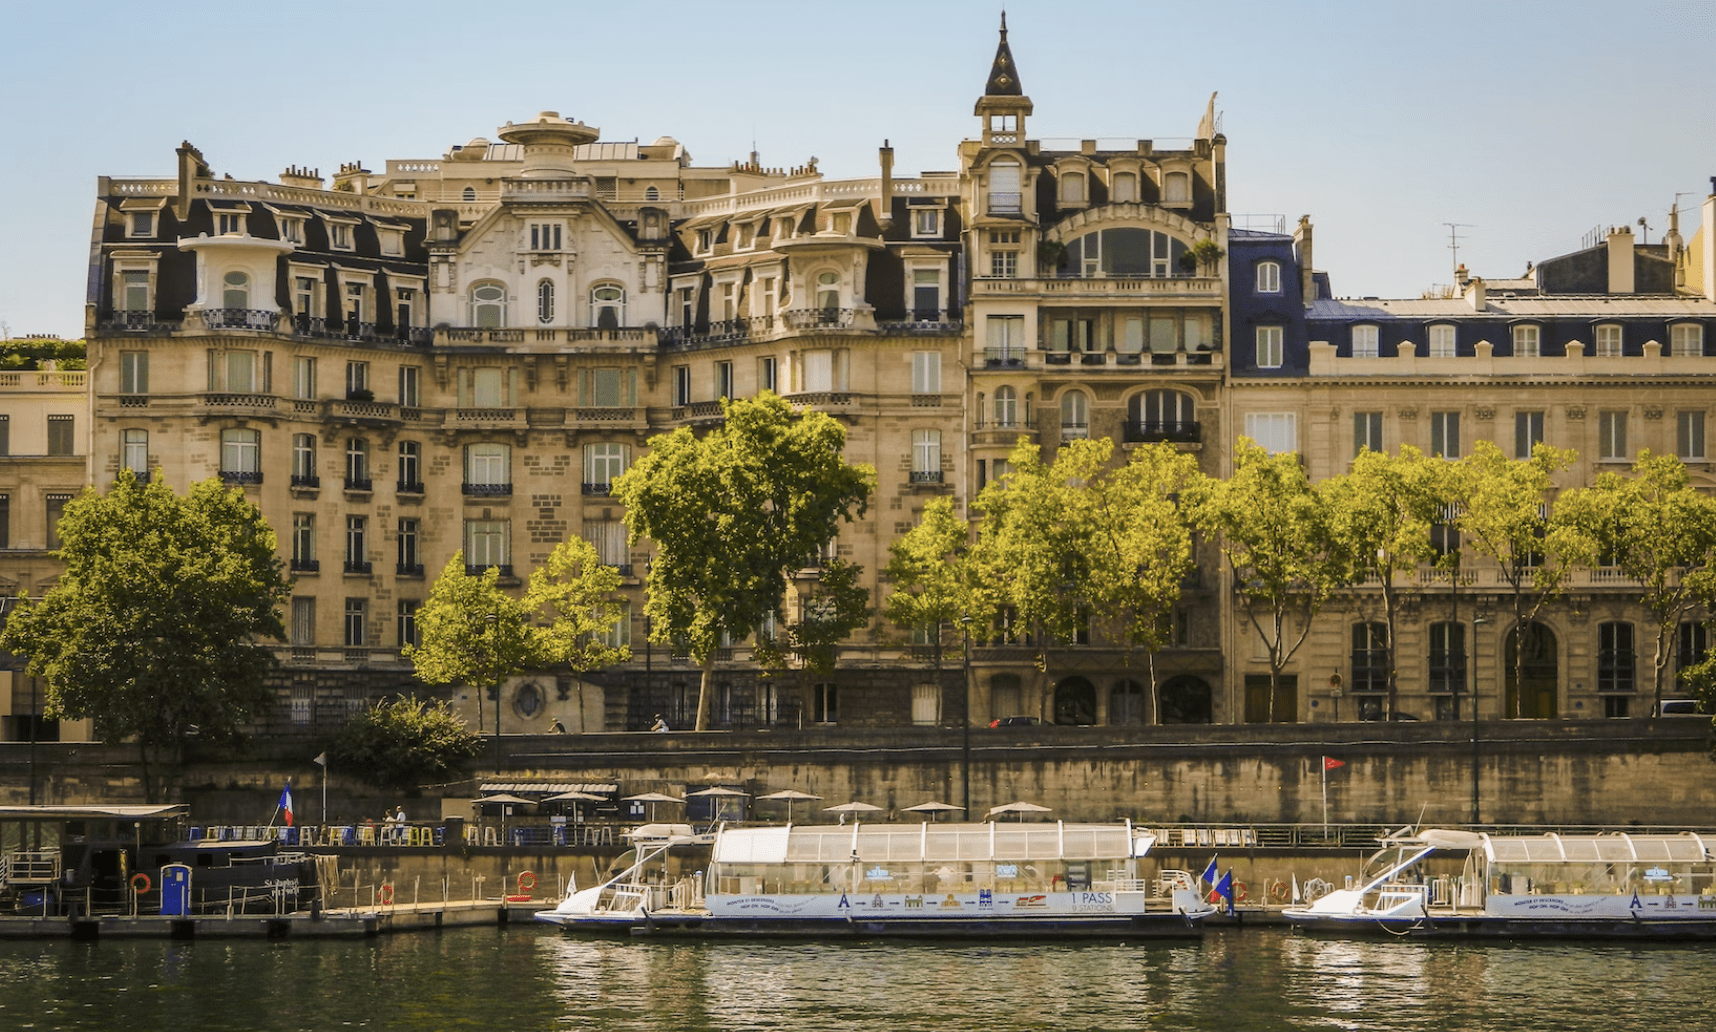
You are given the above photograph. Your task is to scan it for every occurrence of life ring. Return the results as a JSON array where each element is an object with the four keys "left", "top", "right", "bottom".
[
  {"left": 130, "top": 873, "right": 151, "bottom": 895},
  {"left": 1270, "top": 882, "right": 1289, "bottom": 903},
  {"left": 1234, "top": 881, "right": 1249, "bottom": 903},
  {"left": 379, "top": 883, "right": 394, "bottom": 906},
  {"left": 517, "top": 871, "right": 537, "bottom": 894}
]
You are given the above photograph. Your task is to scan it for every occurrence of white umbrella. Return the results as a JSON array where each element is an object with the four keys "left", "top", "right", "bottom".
[
  {"left": 986, "top": 801, "right": 1052, "bottom": 822},
  {"left": 821, "top": 801, "right": 883, "bottom": 824},
  {"left": 473, "top": 794, "right": 536, "bottom": 842},
  {"left": 758, "top": 789, "right": 823, "bottom": 823},
  {"left": 901, "top": 801, "right": 965, "bottom": 822},
  {"left": 623, "top": 791, "right": 686, "bottom": 822},
  {"left": 687, "top": 786, "right": 750, "bottom": 822},
  {"left": 544, "top": 790, "right": 605, "bottom": 802}
]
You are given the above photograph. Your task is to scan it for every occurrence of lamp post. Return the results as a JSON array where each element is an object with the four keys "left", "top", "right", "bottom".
[
  {"left": 487, "top": 612, "right": 501, "bottom": 774},
  {"left": 960, "top": 614, "right": 973, "bottom": 817},
  {"left": 1471, "top": 613, "right": 1488, "bottom": 825}
]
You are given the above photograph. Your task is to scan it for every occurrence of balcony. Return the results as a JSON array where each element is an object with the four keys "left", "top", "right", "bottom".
[
  {"left": 983, "top": 347, "right": 1026, "bottom": 368},
  {"left": 219, "top": 469, "right": 263, "bottom": 485},
  {"left": 294, "top": 314, "right": 432, "bottom": 347},
  {"left": 199, "top": 308, "right": 280, "bottom": 332},
  {"left": 466, "top": 564, "right": 514, "bottom": 579},
  {"left": 290, "top": 474, "right": 320, "bottom": 489},
  {"left": 970, "top": 275, "right": 1222, "bottom": 300},
  {"left": 289, "top": 559, "right": 320, "bottom": 574},
  {"left": 452, "top": 408, "right": 522, "bottom": 428},
  {"left": 877, "top": 312, "right": 964, "bottom": 335},
  {"left": 433, "top": 326, "right": 653, "bottom": 348},
  {"left": 344, "top": 560, "right": 374, "bottom": 576},
  {"left": 204, "top": 393, "right": 276, "bottom": 410},
  {"left": 329, "top": 399, "right": 399, "bottom": 424},
  {"left": 397, "top": 562, "right": 425, "bottom": 578},
  {"left": 582, "top": 482, "right": 614, "bottom": 496},
  {"left": 661, "top": 318, "right": 756, "bottom": 347},
  {"left": 463, "top": 482, "right": 512, "bottom": 498},
  {"left": 1123, "top": 419, "right": 1202, "bottom": 444},
  {"left": 98, "top": 311, "right": 179, "bottom": 333},
  {"left": 344, "top": 477, "right": 373, "bottom": 493},
  {"left": 570, "top": 406, "right": 645, "bottom": 427},
  {"left": 782, "top": 307, "right": 857, "bottom": 331},
  {"left": 909, "top": 470, "right": 944, "bottom": 485},
  {"left": 396, "top": 480, "right": 424, "bottom": 495}
]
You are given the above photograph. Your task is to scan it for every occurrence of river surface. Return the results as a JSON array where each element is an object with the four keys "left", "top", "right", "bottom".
[{"left": 0, "top": 925, "right": 1709, "bottom": 1031}]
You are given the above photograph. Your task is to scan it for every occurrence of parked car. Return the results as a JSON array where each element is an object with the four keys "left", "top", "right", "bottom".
[
  {"left": 1653, "top": 699, "right": 1708, "bottom": 717},
  {"left": 989, "top": 715, "right": 1042, "bottom": 728}
]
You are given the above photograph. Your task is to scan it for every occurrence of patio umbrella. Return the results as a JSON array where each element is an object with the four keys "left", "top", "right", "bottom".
[
  {"left": 901, "top": 801, "right": 966, "bottom": 822},
  {"left": 544, "top": 790, "right": 605, "bottom": 802},
  {"left": 622, "top": 791, "right": 686, "bottom": 822},
  {"left": 758, "top": 789, "right": 822, "bottom": 823},
  {"left": 821, "top": 801, "right": 884, "bottom": 824},
  {"left": 687, "top": 786, "right": 750, "bottom": 822},
  {"left": 986, "top": 801, "right": 1052, "bottom": 822},
  {"left": 473, "top": 794, "right": 536, "bottom": 842}
]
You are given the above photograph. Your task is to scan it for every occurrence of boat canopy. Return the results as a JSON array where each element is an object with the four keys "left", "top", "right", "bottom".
[
  {"left": 712, "top": 821, "right": 1151, "bottom": 865},
  {"left": 0, "top": 804, "right": 188, "bottom": 821},
  {"left": 1479, "top": 832, "right": 1714, "bottom": 864}
]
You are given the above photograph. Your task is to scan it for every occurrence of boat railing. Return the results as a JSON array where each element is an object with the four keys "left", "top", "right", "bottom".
[
  {"left": 1097, "top": 874, "right": 1153, "bottom": 893},
  {"left": 1375, "top": 882, "right": 1431, "bottom": 906},
  {"left": 595, "top": 883, "right": 648, "bottom": 914},
  {"left": 2, "top": 850, "right": 61, "bottom": 886}
]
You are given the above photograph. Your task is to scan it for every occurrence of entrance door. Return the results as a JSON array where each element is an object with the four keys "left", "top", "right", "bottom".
[
  {"left": 1244, "top": 674, "right": 1299, "bottom": 723},
  {"left": 1505, "top": 622, "right": 1559, "bottom": 718},
  {"left": 1053, "top": 677, "right": 1097, "bottom": 725}
]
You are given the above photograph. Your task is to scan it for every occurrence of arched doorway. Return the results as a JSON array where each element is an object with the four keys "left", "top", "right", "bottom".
[
  {"left": 1160, "top": 676, "right": 1214, "bottom": 724},
  {"left": 1053, "top": 677, "right": 1097, "bottom": 725},
  {"left": 1110, "top": 680, "right": 1145, "bottom": 725},
  {"left": 1505, "top": 622, "right": 1559, "bottom": 719}
]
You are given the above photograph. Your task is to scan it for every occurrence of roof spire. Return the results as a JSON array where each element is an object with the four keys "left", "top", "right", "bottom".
[{"left": 984, "top": 11, "right": 1023, "bottom": 96}]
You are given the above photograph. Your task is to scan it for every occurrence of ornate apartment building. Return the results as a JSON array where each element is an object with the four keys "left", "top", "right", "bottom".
[{"left": 54, "top": 21, "right": 1716, "bottom": 740}]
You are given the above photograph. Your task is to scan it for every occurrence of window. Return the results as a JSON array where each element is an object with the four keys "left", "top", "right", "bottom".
[
  {"left": 801, "top": 349, "right": 846, "bottom": 392},
  {"left": 1351, "top": 325, "right": 1378, "bottom": 358},
  {"left": 1598, "top": 622, "right": 1635, "bottom": 693},
  {"left": 911, "top": 352, "right": 941, "bottom": 395},
  {"left": 1594, "top": 323, "right": 1623, "bottom": 357},
  {"left": 398, "top": 366, "right": 420, "bottom": 408},
  {"left": 292, "top": 514, "right": 316, "bottom": 569},
  {"left": 912, "top": 208, "right": 940, "bottom": 238},
  {"left": 128, "top": 210, "right": 154, "bottom": 237},
  {"left": 397, "top": 518, "right": 420, "bottom": 575},
  {"left": 715, "top": 360, "right": 735, "bottom": 400},
  {"left": 345, "top": 361, "right": 369, "bottom": 398},
  {"left": 291, "top": 597, "right": 316, "bottom": 646},
  {"left": 1256, "top": 260, "right": 1281, "bottom": 294},
  {"left": 119, "top": 352, "right": 148, "bottom": 395},
  {"left": 1671, "top": 323, "right": 1704, "bottom": 357},
  {"left": 986, "top": 315, "right": 1024, "bottom": 361},
  {"left": 1431, "top": 411, "right": 1461, "bottom": 459},
  {"left": 1351, "top": 622, "right": 1388, "bottom": 695},
  {"left": 121, "top": 429, "right": 148, "bottom": 475},
  {"left": 44, "top": 493, "right": 71, "bottom": 551},
  {"left": 328, "top": 221, "right": 353, "bottom": 250},
  {"left": 673, "top": 365, "right": 691, "bottom": 406},
  {"left": 1060, "top": 391, "right": 1089, "bottom": 439},
  {"left": 993, "top": 385, "right": 1018, "bottom": 428},
  {"left": 1060, "top": 170, "right": 1085, "bottom": 204},
  {"left": 1353, "top": 411, "right": 1382, "bottom": 456},
  {"left": 583, "top": 519, "right": 628, "bottom": 570},
  {"left": 758, "top": 277, "right": 777, "bottom": 318},
  {"left": 1430, "top": 511, "right": 1460, "bottom": 559},
  {"left": 815, "top": 272, "right": 840, "bottom": 313},
  {"left": 813, "top": 682, "right": 838, "bottom": 723},
  {"left": 1514, "top": 411, "right": 1544, "bottom": 458},
  {"left": 1678, "top": 410, "right": 1706, "bottom": 460},
  {"left": 1677, "top": 621, "right": 1710, "bottom": 674},
  {"left": 280, "top": 217, "right": 305, "bottom": 245},
  {"left": 584, "top": 443, "right": 628, "bottom": 493},
  {"left": 529, "top": 223, "right": 562, "bottom": 251},
  {"left": 292, "top": 434, "right": 317, "bottom": 485},
  {"left": 1255, "top": 326, "right": 1283, "bottom": 368},
  {"left": 471, "top": 283, "right": 505, "bottom": 328},
  {"left": 47, "top": 415, "right": 74, "bottom": 456},
  {"left": 1119, "top": 317, "right": 1145, "bottom": 354},
  {"left": 1049, "top": 317, "right": 1095, "bottom": 353},
  {"left": 911, "top": 268, "right": 941, "bottom": 319},
  {"left": 208, "top": 349, "right": 267, "bottom": 393},
  {"left": 345, "top": 516, "right": 368, "bottom": 573},
  {"left": 990, "top": 247, "right": 1018, "bottom": 279},
  {"left": 220, "top": 428, "right": 261, "bottom": 480},
  {"left": 461, "top": 186, "right": 476, "bottom": 202},
  {"left": 398, "top": 600, "right": 420, "bottom": 649},
  {"left": 217, "top": 212, "right": 245, "bottom": 236},
  {"left": 591, "top": 285, "right": 625, "bottom": 328},
  {"left": 343, "top": 282, "right": 366, "bottom": 328},
  {"left": 1513, "top": 324, "right": 1540, "bottom": 357},
  {"left": 120, "top": 269, "right": 151, "bottom": 312},
  {"left": 398, "top": 441, "right": 422, "bottom": 491},
  {"left": 987, "top": 160, "right": 1022, "bottom": 214},
  {"left": 465, "top": 443, "right": 510, "bottom": 492},
  {"left": 911, "top": 429, "right": 941, "bottom": 482},
  {"left": 1598, "top": 411, "right": 1628, "bottom": 460},
  {"left": 344, "top": 599, "right": 366, "bottom": 647},
  {"left": 1428, "top": 324, "right": 1456, "bottom": 358},
  {"left": 1163, "top": 170, "right": 1191, "bottom": 204},
  {"left": 1131, "top": 389, "right": 1196, "bottom": 437},
  {"left": 1429, "top": 622, "right": 1466, "bottom": 698},
  {"left": 537, "top": 280, "right": 554, "bottom": 324},
  {"left": 395, "top": 287, "right": 416, "bottom": 334},
  {"left": 695, "top": 229, "right": 712, "bottom": 253},
  {"left": 459, "top": 366, "right": 510, "bottom": 408},
  {"left": 1111, "top": 171, "right": 1137, "bottom": 203},
  {"left": 1244, "top": 412, "right": 1298, "bottom": 455},
  {"left": 292, "top": 276, "right": 318, "bottom": 321},
  {"left": 758, "top": 356, "right": 777, "bottom": 393},
  {"left": 598, "top": 600, "right": 631, "bottom": 649},
  {"left": 345, "top": 438, "right": 370, "bottom": 488},
  {"left": 465, "top": 520, "right": 510, "bottom": 570},
  {"left": 293, "top": 356, "right": 315, "bottom": 400}
]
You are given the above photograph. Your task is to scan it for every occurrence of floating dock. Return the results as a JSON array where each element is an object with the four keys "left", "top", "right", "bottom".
[{"left": 0, "top": 898, "right": 542, "bottom": 940}]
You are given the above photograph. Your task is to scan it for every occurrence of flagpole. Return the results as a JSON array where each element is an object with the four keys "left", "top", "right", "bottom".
[{"left": 1321, "top": 756, "right": 1329, "bottom": 839}]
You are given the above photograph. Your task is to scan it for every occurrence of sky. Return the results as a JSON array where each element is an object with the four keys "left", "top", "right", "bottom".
[{"left": 2, "top": 0, "right": 1712, "bottom": 340}]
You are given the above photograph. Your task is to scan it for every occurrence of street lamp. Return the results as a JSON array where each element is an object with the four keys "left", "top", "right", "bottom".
[
  {"left": 1471, "top": 613, "right": 1489, "bottom": 825},
  {"left": 960, "top": 614, "right": 973, "bottom": 817},
  {"left": 487, "top": 612, "right": 501, "bottom": 774}
]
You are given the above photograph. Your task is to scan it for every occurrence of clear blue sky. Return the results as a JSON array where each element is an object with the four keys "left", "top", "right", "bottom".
[{"left": 3, "top": 0, "right": 1711, "bottom": 339}]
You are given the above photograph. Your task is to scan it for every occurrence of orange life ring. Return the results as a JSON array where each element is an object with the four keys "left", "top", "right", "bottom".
[
  {"left": 130, "top": 873, "right": 151, "bottom": 895},
  {"left": 517, "top": 871, "right": 537, "bottom": 893},
  {"left": 1270, "top": 882, "right": 1289, "bottom": 903},
  {"left": 379, "top": 883, "right": 394, "bottom": 906},
  {"left": 1234, "top": 881, "right": 1249, "bottom": 903}
]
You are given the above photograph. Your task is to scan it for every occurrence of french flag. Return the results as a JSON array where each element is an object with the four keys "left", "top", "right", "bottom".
[{"left": 279, "top": 784, "right": 294, "bottom": 827}]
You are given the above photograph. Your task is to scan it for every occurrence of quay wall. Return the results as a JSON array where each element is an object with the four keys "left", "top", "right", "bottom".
[{"left": 2, "top": 720, "right": 1709, "bottom": 828}]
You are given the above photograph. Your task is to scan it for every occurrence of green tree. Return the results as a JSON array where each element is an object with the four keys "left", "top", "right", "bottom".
[
  {"left": 329, "top": 695, "right": 481, "bottom": 791},
  {"left": 1453, "top": 441, "right": 1594, "bottom": 718},
  {"left": 883, "top": 497, "right": 980, "bottom": 722},
  {"left": 614, "top": 393, "right": 875, "bottom": 730},
  {"left": 1323, "top": 446, "right": 1454, "bottom": 719},
  {"left": 0, "top": 472, "right": 290, "bottom": 801},
  {"left": 406, "top": 553, "right": 541, "bottom": 737},
  {"left": 1556, "top": 451, "right": 1716, "bottom": 712},
  {"left": 1190, "top": 440, "right": 1348, "bottom": 723},
  {"left": 757, "top": 558, "right": 872, "bottom": 720}
]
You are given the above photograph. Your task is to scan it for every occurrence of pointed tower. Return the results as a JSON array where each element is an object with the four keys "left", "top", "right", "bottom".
[{"left": 975, "top": 13, "right": 1033, "bottom": 146}]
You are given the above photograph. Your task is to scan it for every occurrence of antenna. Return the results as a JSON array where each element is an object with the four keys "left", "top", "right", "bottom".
[
  {"left": 1443, "top": 223, "right": 1475, "bottom": 276},
  {"left": 1637, "top": 216, "right": 1650, "bottom": 245}
]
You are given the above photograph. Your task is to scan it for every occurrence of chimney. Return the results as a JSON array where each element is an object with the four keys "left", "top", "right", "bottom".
[
  {"left": 279, "top": 165, "right": 323, "bottom": 190},
  {"left": 1607, "top": 226, "right": 1635, "bottom": 293},
  {"left": 175, "top": 141, "right": 209, "bottom": 221},
  {"left": 1465, "top": 276, "right": 1486, "bottom": 312},
  {"left": 1293, "top": 215, "right": 1314, "bottom": 305},
  {"left": 878, "top": 140, "right": 894, "bottom": 228}
]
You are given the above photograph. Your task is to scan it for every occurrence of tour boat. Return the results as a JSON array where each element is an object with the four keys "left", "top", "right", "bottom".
[
  {"left": 535, "top": 819, "right": 1214, "bottom": 937},
  {"left": 1284, "top": 828, "right": 1716, "bottom": 938}
]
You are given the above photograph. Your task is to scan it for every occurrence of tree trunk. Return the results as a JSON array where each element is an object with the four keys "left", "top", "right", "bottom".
[{"left": 695, "top": 654, "right": 716, "bottom": 731}]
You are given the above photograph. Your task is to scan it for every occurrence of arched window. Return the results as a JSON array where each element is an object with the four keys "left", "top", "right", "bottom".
[
  {"left": 816, "top": 272, "right": 840, "bottom": 312},
  {"left": 1060, "top": 171, "right": 1085, "bottom": 204},
  {"left": 1598, "top": 622, "right": 1635, "bottom": 694},
  {"left": 1163, "top": 170, "right": 1191, "bottom": 203},
  {"left": 471, "top": 282, "right": 505, "bottom": 328},
  {"left": 994, "top": 385, "right": 1018, "bottom": 428},
  {"left": 988, "top": 159, "right": 1022, "bottom": 214},
  {"left": 223, "top": 270, "right": 250, "bottom": 309},
  {"left": 1256, "top": 260, "right": 1281, "bottom": 294},
  {"left": 1111, "top": 171, "right": 1137, "bottom": 203},
  {"left": 644, "top": 185, "right": 660, "bottom": 201},
  {"left": 591, "top": 284, "right": 625, "bottom": 329},
  {"left": 461, "top": 186, "right": 476, "bottom": 202},
  {"left": 536, "top": 280, "right": 554, "bottom": 324},
  {"left": 1060, "top": 390, "right": 1089, "bottom": 439}
]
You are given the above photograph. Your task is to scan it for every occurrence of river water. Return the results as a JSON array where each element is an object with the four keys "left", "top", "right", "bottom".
[{"left": 1, "top": 925, "right": 1709, "bottom": 1031}]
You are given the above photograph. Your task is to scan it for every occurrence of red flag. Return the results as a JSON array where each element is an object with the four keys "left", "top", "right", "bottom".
[{"left": 1323, "top": 757, "right": 1346, "bottom": 771}]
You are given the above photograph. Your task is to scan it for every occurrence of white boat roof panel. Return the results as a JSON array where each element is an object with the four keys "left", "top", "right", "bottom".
[
  {"left": 717, "top": 822, "right": 1141, "bottom": 865},
  {"left": 1480, "top": 832, "right": 1714, "bottom": 864}
]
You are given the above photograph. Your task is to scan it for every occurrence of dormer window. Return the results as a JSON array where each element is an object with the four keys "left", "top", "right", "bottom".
[
  {"left": 378, "top": 227, "right": 404, "bottom": 256},
  {"left": 1594, "top": 322, "right": 1623, "bottom": 357},
  {"left": 326, "top": 217, "right": 357, "bottom": 251},
  {"left": 1671, "top": 322, "right": 1705, "bottom": 357},
  {"left": 218, "top": 212, "right": 245, "bottom": 235},
  {"left": 461, "top": 186, "right": 476, "bottom": 202},
  {"left": 1060, "top": 171, "right": 1086, "bottom": 205},
  {"left": 529, "top": 222, "right": 562, "bottom": 251},
  {"left": 696, "top": 229, "right": 712, "bottom": 253},
  {"left": 1352, "top": 324, "right": 1379, "bottom": 358},
  {"left": 776, "top": 217, "right": 795, "bottom": 240},
  {"left": 1111, "top": 172, "right": 1138, "bottom": 203},
  {"left": 1256, "top": 260, "right": 1281, "bottom": 294},
  {"left": 1163, "top": 171, "right": 1191, "bottom": 204},
  {"left": 645, "top": 185, "right": 660, "bottom": 201},
  {"left": 279, "top": 216, "right": 306, "bottom": 245},
  {"left": 1513, "top": 324, "right": 1540, "bottom": 357},
  {"left": 129, "top": 211, "right": 155, "bottom": 237},
  {"left": 1428, "top": 323, "right": 1457, "bottom": 358},
  {"left": 990, "top": 114, "right": 1017, "bottom": 133},
  {"left": 223, "top": 271, "right": 251, "bottom": 309},
  {"left": 912, "top": 208, "right": 941, "bottom": 238}
]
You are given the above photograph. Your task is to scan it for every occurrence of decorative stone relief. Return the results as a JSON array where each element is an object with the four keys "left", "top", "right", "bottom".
[
  {"left": 1398, "top": 407, "right": 1418, "bottom": 420},
  {"left": 1566, "top": 406, "right": 1586, "bottom": 420},
  {"left": 1475, "top": 407, "right": 1494, "bottom": 421},
  {"left": 1645, "top": 406, "right": 1664, "bottom": 420}
]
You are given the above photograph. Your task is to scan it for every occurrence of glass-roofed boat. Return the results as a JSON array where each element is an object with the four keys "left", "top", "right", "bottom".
[
  {"left": 536, "top": 820, "right": 1213, "bottom": 937},
  {"left": 1284, "top": 828, "right": 1716, "bottom": 938}
]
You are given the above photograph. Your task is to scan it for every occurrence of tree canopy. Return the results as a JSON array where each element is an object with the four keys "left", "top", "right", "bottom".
[
  {"left": 329, "top": 695, "right": 481, "bottom": 792},
  {"left": 0, "top": 473, "right": 290, "bottom": 800},
  {"left": 613, "top": 393, "right": 875, "bottom": 729}
]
